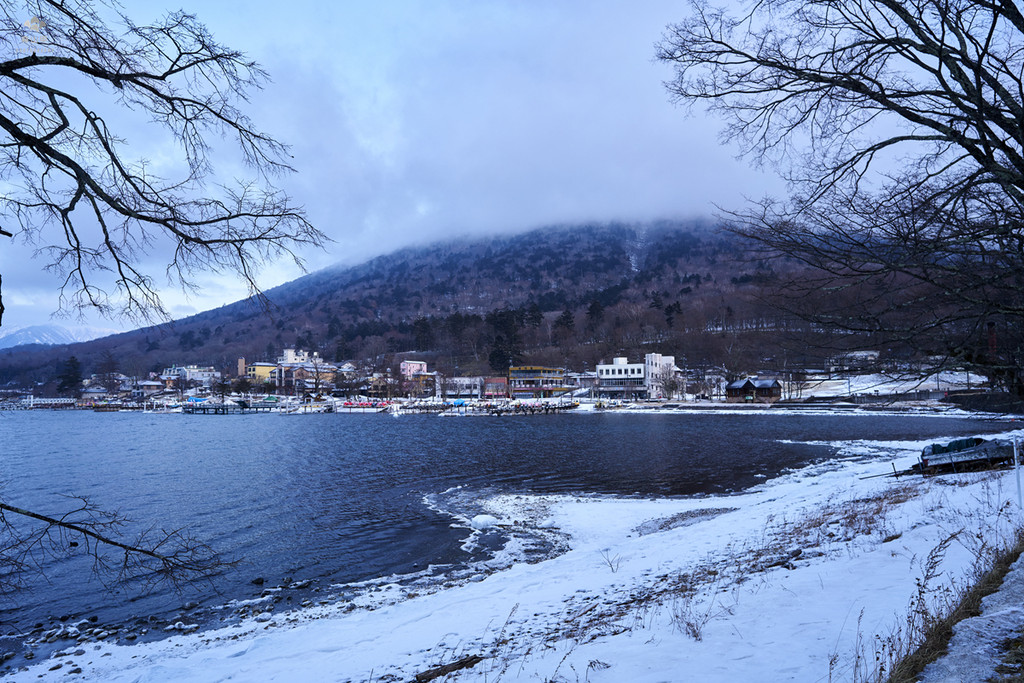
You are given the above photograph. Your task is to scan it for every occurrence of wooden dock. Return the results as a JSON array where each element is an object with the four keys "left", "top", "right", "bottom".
[{"left": 182, "top": 401, "right": 278, "bottom": 415}]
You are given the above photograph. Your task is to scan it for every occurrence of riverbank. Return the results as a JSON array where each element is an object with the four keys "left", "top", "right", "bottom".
[{"left": 8, "top": 428, "right": 1024, "bottom": 682}]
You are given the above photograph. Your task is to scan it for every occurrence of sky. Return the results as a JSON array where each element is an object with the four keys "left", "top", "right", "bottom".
[{"left": 0, "top": 0, "right": 784, "bottom": 333}]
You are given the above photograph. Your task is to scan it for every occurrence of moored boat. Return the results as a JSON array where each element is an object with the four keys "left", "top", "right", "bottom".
[{"left": 917, "top": 437, "right": 1015, "bottom": 472}]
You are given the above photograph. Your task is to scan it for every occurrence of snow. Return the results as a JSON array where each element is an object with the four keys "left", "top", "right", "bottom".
[
  {"left": 919, "top": 549, "right": 1024, "bottom": 682},
  {"left": 470, "top": 514, "right": 501, "bottom": 530},
  {"left": 803, "top": 371, "right": 986, "bottom": 397},
  {"left": 10, "top": 426, "right": 1024, "bottom": 682}
]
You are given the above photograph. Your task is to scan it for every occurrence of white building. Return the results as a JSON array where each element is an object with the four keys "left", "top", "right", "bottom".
[
  {"left": 596, "top": 353, "right": 678, "bottom": 400},
  {"left": 440, "top": 376, "right": 484, "bottom": 399},
  {"left": 162, "top": 365, "right": 221, "bottom": 386},
  {"left": 278, "top": 348, "right": 312, "bottom": 364}
]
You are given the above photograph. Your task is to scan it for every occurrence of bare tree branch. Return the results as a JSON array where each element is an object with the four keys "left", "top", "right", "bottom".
[
  {"left": 658, "top": 0, "right": 1024, "bottom": 394},
  {"left": 0, "top": 496, "right": 230, "bottom": 596},
  {"left": 0, "top": 0, "right": 327, "bottom": 325}
]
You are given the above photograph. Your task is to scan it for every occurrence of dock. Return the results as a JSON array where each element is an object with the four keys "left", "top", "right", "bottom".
[{"left": 181, "top": 401, "right": 278, "bottom": 415}]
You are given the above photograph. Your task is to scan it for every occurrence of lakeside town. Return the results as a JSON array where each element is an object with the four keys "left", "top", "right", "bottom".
[{"left": 0, "top": 347, "right": 992, "bottom": 414}]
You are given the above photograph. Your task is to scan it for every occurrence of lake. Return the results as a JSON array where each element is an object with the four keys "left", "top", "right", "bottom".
[{"left": 0, "top": 409, "right": 1013, "bottom": 647}]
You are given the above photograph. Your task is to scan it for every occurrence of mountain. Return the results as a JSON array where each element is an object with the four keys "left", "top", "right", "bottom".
[
  {"left": 0, "top": 220, "right": 813, "bottom": 387},
  {"left": 0, "top": 324, "right": 122, "bottom": 350}
]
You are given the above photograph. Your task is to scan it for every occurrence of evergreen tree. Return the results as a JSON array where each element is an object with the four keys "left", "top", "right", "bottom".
[{"left": 56, "top": 356, "right": 82, "bottom": 397}]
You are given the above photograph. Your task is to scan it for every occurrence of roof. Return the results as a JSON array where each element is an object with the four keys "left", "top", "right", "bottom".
[{"left": 727, "top": 378, "right": 781, "bottom": 389}]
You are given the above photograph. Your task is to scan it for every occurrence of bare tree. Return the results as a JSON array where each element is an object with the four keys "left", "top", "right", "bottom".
[
  {"left": 0, "top": 0, "right": 325, "bottom": 326},
  {"left": 0, "top": 0, "right": 311, "bottom": 594},
  {"left": 0, "top": 496, "right": 228, "bottom": 595},
  {"left": 658, "top": 0, "right": 1024, "bottom": 394},
  {"left": 305, "top": 354, "right": 334, "bottom": 395}
]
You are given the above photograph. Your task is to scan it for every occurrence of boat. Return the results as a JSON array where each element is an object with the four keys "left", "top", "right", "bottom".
[{"left": 916, "top": 437, "right": 1015, "bottom": 473}]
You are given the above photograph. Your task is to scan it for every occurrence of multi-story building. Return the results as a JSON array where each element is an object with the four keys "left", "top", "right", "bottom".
[
  {"left": 400, "top": 360, "right": 428, "bottom": 377},
  {"left": 596, "top": 357, "right": 645, "bottom": 400},
  {"left": 278, "top": 348, "right": 311, "bottom": 364},
  {"left": 162, "top": 364, "right": 221, "bottom": 386},
  {"left": 245, "top": 362, "right": 277, "bottom": 385},
  {"left": 441, "top": 376, "right": 484, "bottom": 399},
  {"left": 484, "top": 376, "right": 509, "bottom": 399},
  {"left": 508, "top": 366, "right": 569, "bottom": 399},
  {"left": 644, "top": 353, "right": 678, "bottom": 399},
  {"left": 596, "top": 353, "right": 678, "bottom": 400}
]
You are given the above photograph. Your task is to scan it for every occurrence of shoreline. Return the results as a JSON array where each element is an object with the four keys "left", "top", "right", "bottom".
[{"left": 8, "top": 426, "right": 1024, "bottom": 681}]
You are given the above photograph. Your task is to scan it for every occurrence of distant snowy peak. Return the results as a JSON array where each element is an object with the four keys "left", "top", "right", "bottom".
[{"left": 0, "top": 324, "right": 120, "bottom": 349}]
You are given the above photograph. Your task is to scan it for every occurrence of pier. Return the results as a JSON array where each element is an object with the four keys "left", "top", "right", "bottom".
[{"left": 181, "top": 401, "right": 278, "bottom": 415}]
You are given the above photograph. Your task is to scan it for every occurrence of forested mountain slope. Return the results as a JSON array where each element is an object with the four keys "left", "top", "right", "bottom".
[{"left": 0, "top": 220, "right": 802, "bottom": 385}]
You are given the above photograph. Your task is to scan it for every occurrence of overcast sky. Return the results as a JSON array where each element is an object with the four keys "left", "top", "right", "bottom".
[{"left": 0, "top": 0, "right": 784, "bottom": 333}]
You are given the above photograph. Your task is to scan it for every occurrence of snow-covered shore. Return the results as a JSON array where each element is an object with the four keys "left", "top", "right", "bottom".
[{"left": 10, "top": 427, "right": 1024, "bottom": 682}]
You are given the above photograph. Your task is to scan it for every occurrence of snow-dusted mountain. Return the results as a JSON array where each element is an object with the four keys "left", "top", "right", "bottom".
[{"left": 0, "top": 324, "right": 119, "bottom": 349}]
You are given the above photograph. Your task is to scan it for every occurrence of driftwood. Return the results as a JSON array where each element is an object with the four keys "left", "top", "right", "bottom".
[{"left": 413, "top": 654, "right": 485, "bottom": 682}]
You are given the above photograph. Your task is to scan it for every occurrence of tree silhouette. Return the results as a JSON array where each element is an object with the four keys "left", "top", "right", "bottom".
[
  {"left": 0, "top": 0, "right": 325, "bottom": 326},
  {"left": 659, "top": 0, "right": 1024, "bottom": 393}
]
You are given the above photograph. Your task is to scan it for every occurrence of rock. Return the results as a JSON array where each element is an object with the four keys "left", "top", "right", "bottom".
[
  {"left": 251, "top": 577, "right": 265, "bottom": 586},
  {"left": 253, "top": 613, "right": 272, "bottom": 623}
]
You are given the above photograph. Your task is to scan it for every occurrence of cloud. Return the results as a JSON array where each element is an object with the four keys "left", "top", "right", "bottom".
[{"left": 0, "top": 0, "right": 784, "bottom": 331}]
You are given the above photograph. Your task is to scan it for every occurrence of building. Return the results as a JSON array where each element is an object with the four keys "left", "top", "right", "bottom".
[
  {"left": 400, "top": 360, "right": 428, "bottom": 377},
  {"left": 596, "top": 353, "right": 678, "bottom": 400},
  {"left": 245, "top": 362, "right": 278, "bottom": 385},
  {"left": 441, "top": 376, "right": 484, "bottom": 399},
  {"left": 257, "top": 349, "right": 337, "bottom": 393},
  {"left": 725, "top": 378, "right": 783, "bottom": 403},
  {"left": 162, "top": 364, "right": 221, "bottom": 386},
  {"left": 278, "top": 348, "right": 311, "bottom": 364},
  {"left": 484, "top": 376, "right": 509, "bottom": 399},
  {"left": 565, "top": 371, "right": 598, "bottom": 396},
  {"left": 272, "top": 359, "right": 337, "bottom": 393},
  {"left": 508, "top": 366, "right": 569, "bottom": 399},
  {"left": 596, "top": 357, "right": 645, "bottom": 400},
  {"left": 130, "top": 380, "right": 165, "bottom": 399}
]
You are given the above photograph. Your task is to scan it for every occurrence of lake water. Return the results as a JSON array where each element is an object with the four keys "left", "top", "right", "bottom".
[{"left": 0, "top": 409, "right": 1013, "bottom": 647}]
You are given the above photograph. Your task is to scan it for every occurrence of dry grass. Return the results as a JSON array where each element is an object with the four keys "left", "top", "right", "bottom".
[
  {"left": 389, "top": 477, "right": 1023, "bottom": 682},
  {"left": 992, "top": 634, "right": 1024, "bottom": 681},
  {"left": 883, "top": 529, "right": 1024, "bottom": 683}
]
